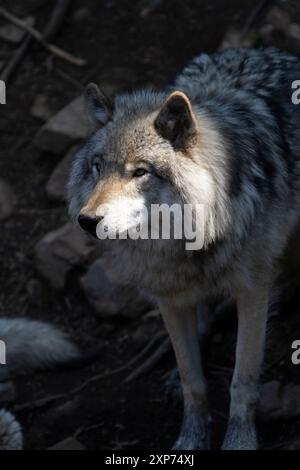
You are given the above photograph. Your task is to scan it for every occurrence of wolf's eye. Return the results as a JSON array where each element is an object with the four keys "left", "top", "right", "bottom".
[
  {"left": 133, "top": 168, "right": 148, "bottom": 178},
  {"left": 92, "top": 157, "right": 101, "bottom": 177}
]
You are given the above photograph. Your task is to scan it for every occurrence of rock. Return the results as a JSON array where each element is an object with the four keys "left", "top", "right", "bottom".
[
  {"left": 80, "top": 258, "right": 153, "bottom": 318},
  {"left": 140, "top": 0, "right": 162, "bottom": 17},
  {"left": 289, "top": 23, "right": 300, "bottom": 44},
  {"left": 31, "top": 95, "right": 54, "bottom": 121},
  {"left": 0, "top": 382, "right": 16, "bottom": 403},
  {"left": 73, "top": 7, "right": 90, "bottom": 22},
  {"left": 0, "top": 16, "right": 34, "bottom": 44},
  {"left": 34, "top": 95, "right": 88, "bottom": 154},
  {"left": 0, "top": 179, "right": 17, "bottom": 221},
  {"left": 258, "top": 381, "right": 300, "bottom": 419},
  {"left": 218, "top": 28, "right": 257, "bottom": 51},
  {"left": 259, "top": 24, "right": 275, "bottom": 42},
  {"left": 287, "top": 436, "right": 300, "bottom": 450},
  {"left": 48, "top": 437, "right": 86, "bottom": 450},
  {"left": 34, "top": 223, "right": 98, "bottom": 290},
  {"left": 266, "top": 6, "right": 291, "bottom": 31},
  {"left": 46, "top": 146, "right": 79, "bottom": 202}
]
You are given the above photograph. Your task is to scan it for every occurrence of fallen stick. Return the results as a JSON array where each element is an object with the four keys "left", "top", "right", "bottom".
[
  {"left": 124, "top": 336, "right": 171, "bottom": 383},
  {"left": 66, "top": 331, "right": 168, "bottom": 396},
  {"left": 13, "top": 331, "right": 168, "bottom": 414},
  {"left": 14, "top": 393, "right": 66, "bottom": 413},
  {"left": 0, "top": 5, "right": 86, "bottom": 67},
  {"left": 239, "top": 0, "right": 269, "bottom": 41},
  {"left": 43, "top": 0, "right": 71, "bottom": 41},
  {"left": 1, "top": 34, "right": 32, "bottom": 83},
  {"left": 1, "top": 0, "right": 72, "bottom": 83}
]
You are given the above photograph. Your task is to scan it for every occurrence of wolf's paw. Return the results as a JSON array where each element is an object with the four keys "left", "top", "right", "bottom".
[
  {"left": 162, "top": 368, "right": 182, "bottom": 405},
  {"left": 222, "top": 419, "right": 258, "bottom": 450},
  {"left": 172, "top": 413, "right": 210, "bottom": 450},
  {"left": 173, "top": 432, "right": 209, "bottom": 451}
]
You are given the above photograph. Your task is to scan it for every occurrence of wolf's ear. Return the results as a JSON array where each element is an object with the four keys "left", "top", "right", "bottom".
[
  {"left": 154, "top": 91, "right": 197, "bottom": 149},
  {"left": 85, "top": 83, "right": 113, "bottom": 131}
]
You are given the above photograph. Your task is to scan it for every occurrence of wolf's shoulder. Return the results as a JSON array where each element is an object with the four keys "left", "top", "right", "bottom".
[{"left": 174, "top": 47, "right": 300, "bottom": 100}]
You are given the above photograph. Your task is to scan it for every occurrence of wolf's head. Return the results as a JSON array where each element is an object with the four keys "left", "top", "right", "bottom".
[{"left": 68, "top": 84, "right": 223, "bottom": 244}]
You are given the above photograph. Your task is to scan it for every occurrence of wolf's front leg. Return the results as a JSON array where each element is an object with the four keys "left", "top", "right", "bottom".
[
  {"left": 159, "top": 297, "right": 209, "bottom": 450},
  {"left": 222, "top": 285, "right": 269, "bottom": 450}
]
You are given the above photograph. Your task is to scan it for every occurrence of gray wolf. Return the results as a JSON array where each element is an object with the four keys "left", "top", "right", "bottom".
[
  {"left": 0, "top": 317, "right": 82, "bottom": 449},
  {"left": 68, "top": 47, "right": 300, "bottom": 450}
]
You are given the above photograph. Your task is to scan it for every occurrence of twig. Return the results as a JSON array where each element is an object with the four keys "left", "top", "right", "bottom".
[
  {"left": 239, "top": 0, "right": 270, "bottom": 41},
  {"left": 73, "top": 421, "right": 104, "bottom": 439},
  {"left": 14, "top": 393, "right": 66, "bottom": 413},
  {"left": 1, "top": 35, "right": 32, "bottom": 83},
  {"left": 66, "top": 331, "right": 168, "bottom": 396},
  {"left": 14, "top": 331, "right": 168, "bottom": 414},
  {"left": 43, "top": 0, "right": 71, "bottom": 41},
  {"left": 0, "top": 6, "right": 86, "bottom": 67},
  {"left": 124, "top": 336, "right": 171, "bottom": 383},
  {"left": 1, "top": 0, "right": 72, "bottom": 83}
]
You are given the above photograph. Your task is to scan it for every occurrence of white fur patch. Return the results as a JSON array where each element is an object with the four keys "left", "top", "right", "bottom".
[{"left": 96, "top": 195, "right": 148, "bottom": 239}]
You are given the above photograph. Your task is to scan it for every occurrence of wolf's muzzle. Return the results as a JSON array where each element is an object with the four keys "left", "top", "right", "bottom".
[{"left": 78, "top": 214, "right": 103, "bottom": 238}]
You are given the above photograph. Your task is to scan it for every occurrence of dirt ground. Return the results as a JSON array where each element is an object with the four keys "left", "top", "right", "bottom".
[{"left": 1, "top": 0, "right": 300, "bottom": 450}]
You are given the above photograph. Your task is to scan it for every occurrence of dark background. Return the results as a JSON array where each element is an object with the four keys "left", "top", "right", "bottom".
[{"left": 1, "top": 0, "right": 300, "bottom": 450}]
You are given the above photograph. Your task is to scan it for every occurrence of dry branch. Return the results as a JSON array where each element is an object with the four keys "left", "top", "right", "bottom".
[
  {"left": 124, "top": 336, "right": 171, "bottom": 383},
  {"left": 1, "top": 0, "right": 72, "bottom": 83},
  {"left": 0, "top": 5, "right": 86, "bottom": 67},
  {"left": 13, "top": 331, "right": 169, "bottom": 414}
]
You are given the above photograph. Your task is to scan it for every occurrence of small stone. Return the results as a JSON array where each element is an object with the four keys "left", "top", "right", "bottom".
[
  {"left": 258, "top": 381, "right": 300, "bottom": 419},
  {"left": 140, "top": 0, "right": 162, "bottom": 17},
  {"left": 0, "top": 179, "right": 17, "bottom": 221},
  {"left": 218, "top": 28, "right": 257, "bottom": 51},
  {"left": 48, "top": 437, "right": 86, "bottom": 450},
  {"left": 73, "top": 8, "right": 90, "bottom": 22},
  {"left": 0, "top": 16, "right": 34, "bottom": 44},
  {"left": 289, "top": 23, "right": 300, "bottom": 43},
  {"left": 266, "top": 6, "right": 291, "bottom": 31},
  {"left": 80, "top": 258, "right": 153, "bottom": 318},
  {"left": 259, "top": 24, "right": 275, "bottom": 42},
  {"left": 31, "top": 95, "right": 54, "bottom": 121},
  {"left": 34, "top": 223, "right": 99, "bottom": 290},
  {"left": 287, "top": 436, "right": 300, "bottom": 450},
  {"left": 34, "top": 95, "right": 88, "bottom": 154}
]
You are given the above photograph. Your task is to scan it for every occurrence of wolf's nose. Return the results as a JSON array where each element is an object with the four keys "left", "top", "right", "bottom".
[{"left": 78, "top": 214, "right": 102, "bottom": 237}]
